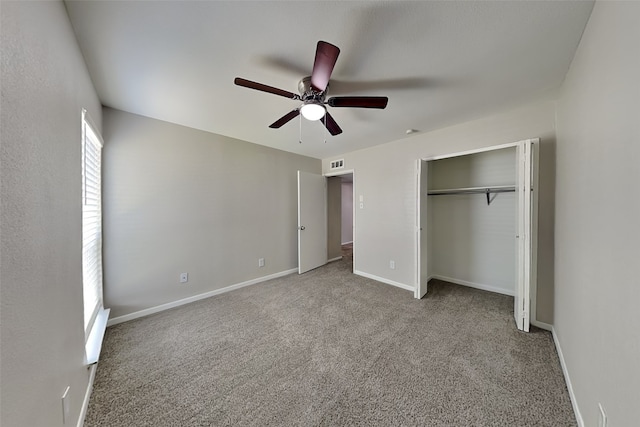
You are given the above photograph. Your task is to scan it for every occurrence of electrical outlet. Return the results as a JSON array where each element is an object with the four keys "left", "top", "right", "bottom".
[
  {"left": 180, "top": 273, "right": 188, "bottom": 283},
  {"left": 61, "top": 386, "right": 70, "bottom": 424},
  {"left": 258, "top": 258, "right": 265, "bottom": 267},
  {"left": 390, "top": 260, "right": 396, "bottom": 269},
  {"left": 598, "top": 403, "right": 607, "bottom": 427}
]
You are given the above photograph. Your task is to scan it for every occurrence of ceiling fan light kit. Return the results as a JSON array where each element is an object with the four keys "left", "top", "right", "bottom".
[
  {"left": 300, "top": 102, "right": 326, "bottom": 121},
  {"left": 234, "top": 41, "right": 388, "bottom": 137}
]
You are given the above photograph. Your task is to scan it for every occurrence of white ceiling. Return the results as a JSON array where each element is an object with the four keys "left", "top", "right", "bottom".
[{"left": 65, "top": 1, "right": 594, "bottom": 160}]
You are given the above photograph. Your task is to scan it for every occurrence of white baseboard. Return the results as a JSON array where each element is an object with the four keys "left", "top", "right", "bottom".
[
  {"left": 430, "top": 274, "right": 515, "bottom": 297},
  {"left": 76, "top": 363, "right": 97, "bottom": 427},
  {"left": 530, "top": 320, "right": 552, "bottom": 331},
  {"left": 107, "top": 268, "right": 298, "bottom": 326},
  {"left": 551, "top": 327, "right": 583, "bottom": 427},
  {"left": 354, "top": 270, "right": 415, "bottom": 292},
  {"left": 328, "top": 256, "right": 343, "bottom": 263}
]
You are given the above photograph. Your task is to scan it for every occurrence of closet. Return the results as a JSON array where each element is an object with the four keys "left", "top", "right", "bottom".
[{"left": 416, "top": 140, "right": 537, "bottom": 331}]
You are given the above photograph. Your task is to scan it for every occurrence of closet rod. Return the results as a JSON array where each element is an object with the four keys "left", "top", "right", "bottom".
[{"left": 427, "top": 185, "right": 515, "bottom": 205}]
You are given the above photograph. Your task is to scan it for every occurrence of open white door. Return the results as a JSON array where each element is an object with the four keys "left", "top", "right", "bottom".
[
  {"left": 416, "top": 160, "right": 429, "bottom": 298},
  {"left": 515, "top": 141, "right": 533, "bottom": 331},
  {"left": 298, "top": 171, "right": 328, "bottom": 274}
]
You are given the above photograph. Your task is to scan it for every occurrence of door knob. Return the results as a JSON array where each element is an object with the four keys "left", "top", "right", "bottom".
[{"left": 299, "top": 226, "right": 306, "bottom": 230}]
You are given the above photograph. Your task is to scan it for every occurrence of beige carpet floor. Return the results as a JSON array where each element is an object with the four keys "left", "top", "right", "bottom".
[{"left": 86, "top": 249, "right": 575, "bottom": 426}]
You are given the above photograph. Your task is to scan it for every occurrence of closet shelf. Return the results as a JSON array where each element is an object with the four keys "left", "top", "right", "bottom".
[{"left": 427, "top": 185, "right": 515, "bottom": 205}]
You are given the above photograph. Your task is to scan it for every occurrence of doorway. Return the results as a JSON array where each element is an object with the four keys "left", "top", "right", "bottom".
[
  {"left": 326, "top": 170, "right": 355, "bottom": 273},
  {"left": 297, "top": 170, "right": 355, "bottom": 275},
  {"left": 416, "top": 139, "right": 538, "bottom": 332}
]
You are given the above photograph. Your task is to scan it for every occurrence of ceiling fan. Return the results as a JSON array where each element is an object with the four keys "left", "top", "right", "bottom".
[{"left": 234, "top": 41, "right": 388, "bottom": 136}]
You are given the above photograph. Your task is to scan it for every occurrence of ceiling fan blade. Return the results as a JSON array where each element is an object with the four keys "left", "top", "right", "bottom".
[
  {"left": 234, "top": 77, "right": 299, "bottom": 100},
  {"left": 322, "top": 112, "right": 343, "bottom": 136},
  {"left": 269, "top": 109, "right": 300, "bottom": 129},
  {"left": 311, "top": 41, "right": 340, "bottom": 92},
  {"left": 328, "top": 96, "right": 388, "bottom": 109}
]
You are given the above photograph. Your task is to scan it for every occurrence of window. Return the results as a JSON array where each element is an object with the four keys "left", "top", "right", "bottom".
[{"left": 82, "top": 109, "right": 109, "bottom": 364}]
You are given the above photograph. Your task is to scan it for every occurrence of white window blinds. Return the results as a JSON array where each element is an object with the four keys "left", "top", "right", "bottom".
[{"left": 82, "top": 110, "right": 104, "bottom": 339}]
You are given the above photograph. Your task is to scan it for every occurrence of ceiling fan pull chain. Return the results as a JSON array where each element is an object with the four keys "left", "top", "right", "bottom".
[{"left": 299, "top": 111, "right": 302, "bottom": 144}]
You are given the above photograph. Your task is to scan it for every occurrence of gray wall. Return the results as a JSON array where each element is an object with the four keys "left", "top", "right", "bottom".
[
  {"left": 0, "top": 2, "right": 103, "bottom": 426},
  {"left": 555, "top": 2, "right": 640, "bottom": 425},
  {"left": 323, "top": 100, "right": 557, "bottom": 324},
  {"left": 102, "top": 108, "right": 320, "bottom": 319}
]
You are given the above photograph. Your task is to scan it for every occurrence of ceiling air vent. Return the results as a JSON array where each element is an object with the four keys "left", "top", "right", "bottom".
[{"left": 330, "top": 159, "right": 344, "bottom": 170}]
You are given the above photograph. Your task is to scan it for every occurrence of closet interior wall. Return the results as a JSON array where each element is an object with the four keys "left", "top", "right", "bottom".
[{"left": 428, "top": 147, "right": 517, "bottom": 296}]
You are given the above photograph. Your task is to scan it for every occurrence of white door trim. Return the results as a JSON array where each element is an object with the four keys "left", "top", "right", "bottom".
[{"left": 422, "top": 141, "right": 521, "bottom": 162}]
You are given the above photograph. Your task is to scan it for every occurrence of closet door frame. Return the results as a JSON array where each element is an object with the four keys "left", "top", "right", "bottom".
[{"left": 416, "top": 139, "right": 539, "bottom": 332}]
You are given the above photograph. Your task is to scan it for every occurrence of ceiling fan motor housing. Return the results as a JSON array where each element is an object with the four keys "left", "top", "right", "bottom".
[
  {"left": 298, "top": 76, "right": 328, "bottom": 120},
  {"left": 298, "top": 76, "right": 328, "bottom": 102}
]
